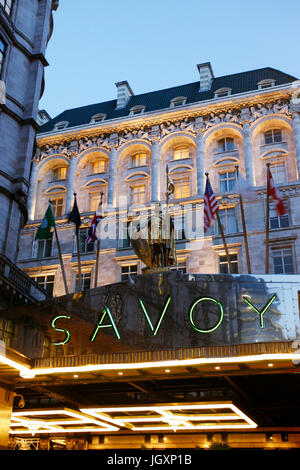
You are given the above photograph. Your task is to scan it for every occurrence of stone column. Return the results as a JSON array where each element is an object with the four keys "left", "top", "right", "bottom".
[
  {"left": 196, "top": 131, "right": 205, "bottom": 195},
  {"left": 242, "top": 121, "right": 254, "bottom": 185},
  {"left": 65, "top": 154, "right": 77, "bottom": 214},
  {"left": 151, "top": 139, "right": 160, "bottom": 202},
  {"left": 292, "top": 112, "right": 300, "bottom": 179},
  {"left": 107, "top": 147, "right": 117, "bottom": 207},
  {"left": 27, "top": 159, "right": 39, "bottom": 220}
]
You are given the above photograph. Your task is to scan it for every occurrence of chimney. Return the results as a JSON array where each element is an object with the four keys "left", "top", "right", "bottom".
[
  {"left": 197, "top": 62, "right": 214, "bottom": 91},
  {"left": 115, "top": 81, "right": 134, "bottom": 109}
]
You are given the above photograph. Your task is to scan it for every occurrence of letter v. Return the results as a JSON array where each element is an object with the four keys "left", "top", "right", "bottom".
[
  {"left": 138, "top": 297, "right": 171, "bottom": 336},
  {"left": 242, "top": 294, "right": 276, "bottom": 328}
]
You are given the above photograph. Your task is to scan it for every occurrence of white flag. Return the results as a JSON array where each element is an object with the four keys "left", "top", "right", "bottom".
[{"left": 237, "top": 172, "right": 256, "bottom": 201}]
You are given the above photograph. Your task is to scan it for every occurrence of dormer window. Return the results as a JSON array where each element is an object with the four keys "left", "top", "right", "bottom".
[
  {"left": 170, "top": 96, "right": 187, "bottom": 107},
  {"left": 52, "top": 167, "right": 67, "bottom": 181},
  {"left": 54, "top": 121, "right": 69, "bottom": 131},
  {"left": 214, "top": 88, "right": 231, "bottom": 98},
  {"left": 129, "top": 105, "right": 145, "bottom": 115},
  {"left": 258, "top": 79, "right": 276, "bottom": 89},
  {"left": 131, "top": 153, "right": 147, "bottom": 168},
  {"left": 91, "top": 159, "right": 106, "bottom": 174},
  {"left": 91, "top": 113, "right": 106, "bottom": 123}
]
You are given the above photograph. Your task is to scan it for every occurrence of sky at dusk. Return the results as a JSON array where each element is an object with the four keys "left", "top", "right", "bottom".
[{"left": 39, "top": 0, "right": 300, "bottom": 119}]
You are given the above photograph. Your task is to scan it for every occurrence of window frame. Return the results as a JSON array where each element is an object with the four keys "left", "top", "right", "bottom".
[
  {"left": 0, "top": 0, "right": 13, "bottom": 16},
  {"left": 214, "top": 207, "right": 237, "bottom": 235},
  {"left": 130, "top": 153, "right": 147, "bottom": 168},
  {"left": 120, "top": 264, "right": 138, "bottom": 281},
  {"left": 218, "top": 170, "right": 237, "bottom": 193},
  {"left": 173, "top": 146, "right": 190, "bottom": 161},
  {"left": 76, "top": 227, "right": 95, "bottom": 254},
  {"left": 91, "top": 159, "right": 107, "bottom": 174},
  {"left": 52, "top": 167, "right": 68, "bottom": 181},
  {"left": 75, "top": 271, "right": 92, "bottom": 291},
  {"left": 264, "top": 129, "right": 282, "bottom": 145},
  {"left": 51, "top": 196, "right": 65, "bottom": 217},
  {"left": 33, "top": 274, "right": 55, "bottom": 296},
  {"left": 130, "top": 183, "right": 146, "bottom": 205},
  {"left": 217, "top": 137, "right": 235, "bottom": 153},
  {"left": 218, "top": 253, "right": 239, "bottom": 274},
  {"left": 272, "top": 247, "right": 295, "bottom": 274},
  {"left": 268, "top": 161, "right": 286, "bottom": 185},
  {"left": 34, "top": 237, "right": 53, "bottom": 259}
]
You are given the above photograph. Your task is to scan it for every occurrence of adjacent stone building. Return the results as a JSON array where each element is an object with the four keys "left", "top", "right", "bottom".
[{"left": 18, "top": 63, "right": 300, "bottom": 296}]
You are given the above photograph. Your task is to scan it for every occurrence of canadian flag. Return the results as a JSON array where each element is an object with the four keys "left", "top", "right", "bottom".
[{"left": 268, "top": 167, "right": 286, "bottom": 216}]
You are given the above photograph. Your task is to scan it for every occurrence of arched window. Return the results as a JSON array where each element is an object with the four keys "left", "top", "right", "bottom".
[{"left": 52, "top": 166, "right": 68, "bottom": 181}]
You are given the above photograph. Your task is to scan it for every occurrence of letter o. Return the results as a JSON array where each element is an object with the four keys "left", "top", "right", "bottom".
[{"left": 189, "top": 297, "right": 224, "bottom": 334}]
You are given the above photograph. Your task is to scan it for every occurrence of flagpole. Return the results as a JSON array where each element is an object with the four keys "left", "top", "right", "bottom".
[
  {"left": 49, "top": 200, "right": 69, "bottom": 295},
  {"left": 235, "top": 166, "right": 251, "bottom": 274},
  {"left": 94, "top": 192, "right": 104, "bottom": 288},
  {"left": 205, "top": 173, "right": 233, "bottom": 274},
  {"left": 265, "top": 163, "right": 271, "bottom": 274},
  {"left": 73, "top": 192, "right": 82, "bottom": 292}
]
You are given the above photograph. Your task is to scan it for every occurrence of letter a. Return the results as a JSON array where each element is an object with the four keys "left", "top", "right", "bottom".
[{"left": 90, "top": 306, "right": 121, "bottom": 341}]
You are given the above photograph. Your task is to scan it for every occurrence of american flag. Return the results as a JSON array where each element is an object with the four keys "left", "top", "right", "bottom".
[
  {"left": 204, "top": 176, "right": 219, "bottom": 233},
  {"left": 85, "top": 193, "right": 104, "bottom": 244},
  {"left": 268, "top": 167, "right": 286, "bottom": 216}
]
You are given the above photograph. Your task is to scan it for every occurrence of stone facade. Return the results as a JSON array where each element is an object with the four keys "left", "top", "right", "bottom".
[{"left": 17, "top": 63, "right": 300, "bottom": 297}]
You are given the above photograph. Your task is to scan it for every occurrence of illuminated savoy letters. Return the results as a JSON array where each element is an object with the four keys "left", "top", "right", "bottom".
[{"left": 50, "top": 293, "right": 277, "bottom": 345}]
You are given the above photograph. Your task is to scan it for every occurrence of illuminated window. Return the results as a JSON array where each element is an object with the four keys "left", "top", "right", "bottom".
[
  {"left": 269, "top": 162, "right": 286, "bottom": 185},
  {"left": 264, "top": 129, "right": 282, "bottom": 144},
  {"left": 78, "top": 228, "right": 94, "bottom": 253},
  {"left": 215, "top": 207, "right": 237, "bottom": 235},
  {"left": 92, "top": 160, "right": 106, "bottom": 174},
  {"left": 35, "top": 237, "right": 52, "bottom": 259},
  {"left": 52, "top": 167, "right": 67, "bottom": 181},
  {"left": 173, "top": 176, "right": 190, "bottom": 199},
  {"left": 121, "top": 264, "right": 138, "bottom": 281},
  {"left": 270, "top": 203, "right": 289, "bottom": 229},
  {"left": 219, "top": 171, "right": 237, "bottom": 193},
  {"left": 173, "top": 146, "right": 189, "bottom": 160},
  {"left": 51, "top": 197, "right": 64, "bottom": 217},
  {"left": 0, "top": 318, "right": 14, "bottom": 347},
  {"left": 218, "top": 137, "right": 235, "bottom": 152},
  {"left": 272, "top": 248, "right": 294, "bottom": 274},
  {"left": 131, "top": 184, "right": 146, "bottom": 205},
  {"left": 89, "top": 191, "right": 105, "bottom": 212},
  {"left": 0, "top": 0, "right": 13, "bottom": 15},
  {"left": 131, "top": 153, "right": 147, "bottom": 167},
  {"left": 219, "top": 254, "right": 239, "bottom": 274},
  {"left": 75, "top": 272, "right": 91, "bottom": 291},
  {"left": 33, "top": 275, "right": 55, "bottom": 296},
  {"left": 0, "top": 37, "right": 5, "bottom": 76}
]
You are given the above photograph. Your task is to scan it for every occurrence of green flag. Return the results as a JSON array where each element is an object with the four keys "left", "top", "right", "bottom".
[{"left": 35, "top": 204, "right": 55, "bottom": 240}]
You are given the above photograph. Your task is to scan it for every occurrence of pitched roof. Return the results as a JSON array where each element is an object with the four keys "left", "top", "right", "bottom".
[{"left": 38, "top": 67, "right": 298, "bottom": 134}]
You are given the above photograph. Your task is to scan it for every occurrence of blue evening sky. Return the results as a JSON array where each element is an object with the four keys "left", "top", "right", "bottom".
[{"left": 39, "top": 0, "right": 300, "bottom": 119}]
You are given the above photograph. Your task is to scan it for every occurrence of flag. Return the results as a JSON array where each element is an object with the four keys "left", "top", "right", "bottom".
[
  {"left": 86, "top": 193, "right": 104, "bottom": 244},
  {"left": 268, "top": 167, "right": 286, "bottom": 216},
  {"left": 204, "top": 176, "right": 219, "bottom": 233},
  {"left": 35, "top": 204, "right": 55, "bottom": 240},
  {"left": 237, "top": 172, "right": 256, "bottom": 201},
  {"left": 68, "top": 193, "right": 81, "bottom": 233},
  {"left": 166, "top": 166, "right": 174, "bottom": 196}
]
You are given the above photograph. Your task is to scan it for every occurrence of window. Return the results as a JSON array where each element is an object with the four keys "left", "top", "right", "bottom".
[
  {"left": 0, "top": 318, "right": 14, "bottom": 347},
  {"left": 121, "top": 264, "right": 138, "bottom": 281},
  {"left": 218, "top": 137, "right": 235, "bottom": 152},
  {"left": 89, "top": 191, "right": 104, "bottom": 212},
  {"left": 0, "top": 37, "right": 5, "bottom": 76},
  {"left": 214, "top": 88, "right": 231, "bottom": 98},
  {"left": 131, "top": 153, "right": 147, "bottom": 167},
  {"left": 173, "top": 146, "right": 189, "bottom": 160},
  {"left": 75, "top": 272, "right": 91, "bottom": 291},
  {"left": 91, "top": 159, "right": 106, "bottom": 174},
  {"left": 170, "top": 96, "right": 187, "bottom": 107},
  {"left": 131, "top": 184, "right": 146, "bottom": 205},
  {"left": 219, "top": 254, "right": 239, "bottom": 274},
  {"left": 219, "top": 171, "right": 237, "bottom": 193},
  {"left": 51, "top": 197, "right": 64, "bottom": 217},
  {"left": 78, "top": 228, "right": 94, "bottom": 253},
  {"left": 174, "top": 213, "right": 185, "bottom": 240},
  {"left": 170, "top": 260, "right": 186, "bottom": 273},
  {"left": 215, "top": 207, "right": 237, "bottom": 235},
  {"left": 91, "top": 113, "right": 106, "bottom": 123},
  {"left": 130, "top": 105, "right": 145, "bottom": 115},
  {"left": 269, "top": 162, "right": 286, "bottom": 185},
  {"left": 119, "top": 221, "right": 131, "bottom": 249},
  {"left": 270, "top": 204, "right": 289, "bottom": 229},
  {"left": 35, "top": 237, "right": 52, "bottom": 259},
  {"left": 33, "top": 275, "right": 55, "bottom": 296},
  {"left": 174, "top": 176, "right": 190, "bottom": 199},
  {"left": 272, "top": 248, "right": 294, "bottom": 274},
  {"left": 52, "top": 167, "right": 67, "bottom": 181},
  {"left": 54, "top": 121, "right": 69, "bottom": 131},
  {"left": 0, "top": 0, "right": 13, "bottom": 15},
  {"left": 264, "top": 129, "right": 282, "bottom": 144},
  {"left": 258, "top": 79, "right": 275, "bottom": 89}
]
